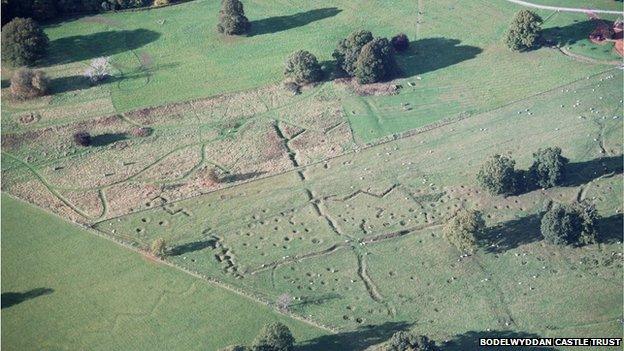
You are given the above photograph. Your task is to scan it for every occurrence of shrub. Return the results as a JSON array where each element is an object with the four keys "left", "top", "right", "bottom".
[
  {"left": 130, "top": 127, "right": 153, "bottom": 137},
  {"left": 217, "top": 0, "right": 250, "bottom": 35},
  {"left": 355, "top": 37, "right": 396, "bottom": 84},
  {"left": 150, "top": 238, "right": 167, "bottom": 257},
  {"left": 84, "top": 57, "right": 113, "bottom": 83},
  {"left": 477, "top": 154, "right": 519, "bottom": 196},
  {"left": 1, "top": 18, "right": 49, "bottom": 66},
  {"left": 505, "top": 10, "right": 543, "bottom": 51},
  {"left": 384, "top": 331, "right": 438, "bottom": 351},
  {"left": 283, "top": 50, "right": 322, "bottom": 84},
  {"left": 541, "top": 203, "right": 597, "bottom": 246},
  {"left": 391, "top": 33, "right": 410, "bottom": 52},
  {"left": 443, "top": 209, "right": 485, "bottom": 254},
  {"left": 529, "top": 147, "right": 568, "bottom": 188},
  {"left": 275, "top": 293, "right": 292, "bottom": 313},
  {"left": 153, "top": 0, "right": 170, "bottom": 6},
  {"left": 10, "top": 68, "right": 49, "bottom": 100},
  {"left": 251, "top": 322, "right": 294, "bottom": 351},
  {"left": 332, "top": 30, "right": 374, "bottom": 76},
  {"left": 73, "top": 132, "right": 92, "bottom": 146}
]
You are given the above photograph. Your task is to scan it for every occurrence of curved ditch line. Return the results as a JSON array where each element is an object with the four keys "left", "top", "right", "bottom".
[
  {"left": 248, "top": 243, "right": 350, "bottom": 275},
  {"left": 2, "top": 152, "right": 92, "bottom": 219},
  {"left": 355, "top": 250, "right": 395, "bottom": 317},
  {"left": 360, "top": 223, "right": 443, "bottom": 245},
  {"left": 96, "top": 189, "right": 109, "bottom": 220},
  {"left": 557, "top": 47, "right": 622, "bottom": 66},
  {"left": 48, "top": 141, "right": 206, "bottom": 192},
  {"left": 505, "top": 0, "right": 624, "bottom": 14},
  {"left": 469, "top": 254, "right": 518, "bottom": 328}
]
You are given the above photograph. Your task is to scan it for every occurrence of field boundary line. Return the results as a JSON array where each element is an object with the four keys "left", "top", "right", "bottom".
[{"left": 505, "top": 0, "right": 623, "bottom": 15}]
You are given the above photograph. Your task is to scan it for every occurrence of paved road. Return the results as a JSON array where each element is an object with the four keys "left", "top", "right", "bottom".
[{"left": 506, "top": 0, "right": 623, "bottom": 15}]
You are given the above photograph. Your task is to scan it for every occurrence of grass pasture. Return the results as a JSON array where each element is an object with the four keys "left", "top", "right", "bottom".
[
  {"left": 1, "top": 0, "right": 623, "bottom": 349},
  {"left": 0, "top": 194, "right": 330, "bottom": 350},
  {"left": 93, "top": 70, "right": 623, "bottom": 346}
]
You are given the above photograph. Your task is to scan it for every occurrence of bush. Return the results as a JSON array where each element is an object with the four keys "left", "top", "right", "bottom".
[
  {"left": 355, "top": 37, "right": 396, "bottom": 84},
  {"left": 283, "top": 50, "right": 322, "bottom": 84},
  {"left": 251, "top": 322, "right": 294, "bottom": 351},
  {"left": 1, "top": 18, "right": 49, "bottom": 66},
  {"left": 10, "top": 68, "right": 49, "bottom": 100},
  {"left": 73, "top": 132, "right": 92, "bottom": 146},
  {"left": 391, "top": 33, "right": 410, "bottom": 52},
  {"left": 529, "top": 147, "right": 568, "bottom": 188},
  {"left": 332, "top": 30, "right": 374, "bottom": 76},
  {"left": 150, "top": 238, "right": 167, "bottom": 257},
  {"left": 384, "top": 331, "right": 438, "bottom": 351},
  {"left": 443, "top": 209, "right": 485, "bottom": 254},
  {"left": 541, "top": 203, "right": 597, "bottom": 246},
  {"left": 477, "top": 154, "right": 519, "bottom": 196},
  {"left": 505, "top": 10, "right": 543, "bottom": 51},
  {"left": 153, "top": 0, "right": 170, "bottom": 6},
  {"left": 275, "top": 293, "right": 292, "bottom": 313},
  {"left": 84, "top": 57, "right": 112, "bottom": 83},
  {"left": 217, "top": 0, "right": 250, "bottom": 35}
]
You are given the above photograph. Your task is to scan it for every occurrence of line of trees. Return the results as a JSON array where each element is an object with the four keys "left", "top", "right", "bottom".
[{"left": 1, "top": 0, "right": 163, "bottom": 25}]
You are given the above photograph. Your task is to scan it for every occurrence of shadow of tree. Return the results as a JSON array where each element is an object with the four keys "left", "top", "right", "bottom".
[
  {"left": 445, "top": 330, "right": 560, "bottom": 351},
  {"left": 249, "top": 7, "right": 342, "bottom": 36},
  {"left": 1, "top": 288, "right": 54, "bottom": 309},
  {"left": 169, "top": 238, "right": 219, "bottom": 256},
  {"left": 220, "top": 171, "right": 267, "bottom": 183},
  {"left": 596, "top": 213, "right": 623, "bottom": 244},
  {"left": 480, "top": 213, "right": 543, "bottom": 253},
  {"left": 564, "top": 155, "right": 623, "bottom": 187},
  {"left": 47, "top": 29, "right": 161, "bottom": 65},
  {"left": 299, "top": 321, "right": 412, "bottom": 351},
  {"left": 542, "top": 20, "right": 603, "bottom": 47},
  {"left": 396, "top": 38, "right": 482, "bottom": 78},
  {"left": 91, "top": 133, "right": 129, "bottom": 147}
]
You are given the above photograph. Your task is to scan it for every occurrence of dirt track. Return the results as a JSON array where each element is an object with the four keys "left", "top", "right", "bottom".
[{"left": 506, "top": 0, "right": 623, "bottom": 15}]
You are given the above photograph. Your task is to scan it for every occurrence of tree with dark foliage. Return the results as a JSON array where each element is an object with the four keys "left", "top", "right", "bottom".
[
  {"left": 505, "top": 10, "right": 543, "bottom": 51},
  {"left": 2, "top": 17, "right": 49, "bottom": 66},
  {"left": 217, "top": 0, "right": 250, "bottom": 35}
]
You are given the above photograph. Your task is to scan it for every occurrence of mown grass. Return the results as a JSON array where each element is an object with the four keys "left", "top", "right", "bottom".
[
  {"left": 526, "top": 0, "right": 623, "bottom": 11},
  {"left": 0, "top": 194, "right": 329, "bottom": 351}
]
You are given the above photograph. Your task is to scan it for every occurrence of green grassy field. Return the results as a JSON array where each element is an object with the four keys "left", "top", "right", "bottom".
[
  {"left": 1, "top": 194, "right": 331, "bottom": 350},
  {"left": 528, "top": 0, "right": 623, "bottom": 11},
  {"left": 1, "top": 0, "right": 618, "bottom": 142},
  {"left": 92, "top": 70, "right": 624, "bottom": 346}
]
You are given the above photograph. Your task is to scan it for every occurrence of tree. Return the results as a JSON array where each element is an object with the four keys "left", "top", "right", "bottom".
[
  {"left": 355, "top": 37, "right": 396, "bottom": 84},
  {"left": 283, "top": 50, "right": 322, "bottom": 84},
  {"left": 151, "top": 238, "right": 167, "bottom": 257},
  {"left": 384, "top": 331, "right": 438, "bottom": 351},
  {"left": 505, "top": 10, "right": 543, "bottom": 51},
  {"left": 217, "top": 0, "right": 250, "bottom": 35},
  {"left": 477, "top": 154, "right": 519, "bottom": 196},
  {"left": 10, "top": 68, "right": 49, "bottom": 100},
  {"left": 391, "top": 33, "right": 410, "bottom": 52},
  {"left": 529, "top": 147, "right": 568, "bottom": 188},
  {"left": 332, "top": 30, "right": 374, "bottom": 76},
  {"left": 84, "top": 57, "right": 113, "bottom": 83},
  {"left": 443, "top": 209, "right": 485, "bottom": 254},
  {"left": 251, "top": 322, "right": 294, "bottom": 351},
  {"left": 541, "top": 203, "right": 597, "bottom": 246},
  {"left": 1, "top": 17, "right": 49, "bottom": 66}
]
